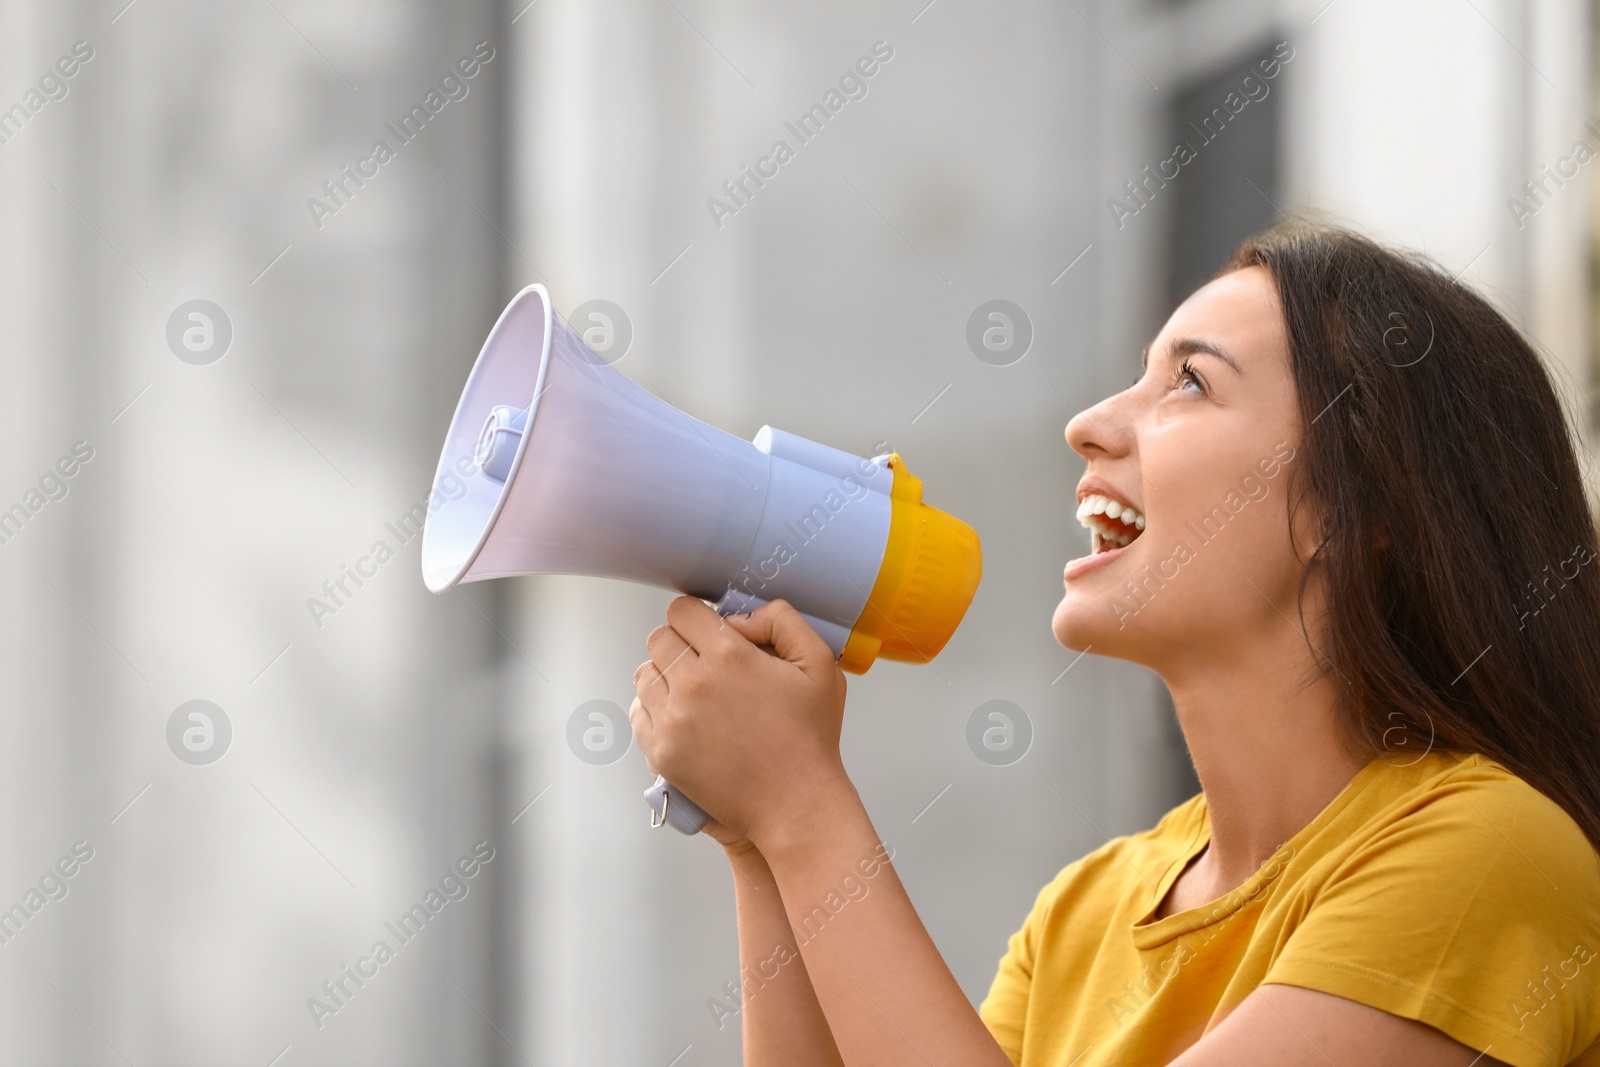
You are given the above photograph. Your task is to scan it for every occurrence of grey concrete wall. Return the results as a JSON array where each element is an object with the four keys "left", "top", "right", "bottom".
[{"left": 0, "top": 1, "right": 511, "bottom": 1064}]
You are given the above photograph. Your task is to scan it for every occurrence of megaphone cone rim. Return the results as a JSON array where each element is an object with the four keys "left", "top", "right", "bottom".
[{"left": 421, "top": 282, "right": 554, "bottom": 593}]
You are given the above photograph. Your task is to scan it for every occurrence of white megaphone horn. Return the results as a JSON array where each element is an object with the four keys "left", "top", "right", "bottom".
[{"left": 421, "top": 285, "right": 982, "bottom": 834}]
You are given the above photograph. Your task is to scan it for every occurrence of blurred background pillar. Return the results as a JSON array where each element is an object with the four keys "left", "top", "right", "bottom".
[{"left": 0, "top": 1, "right": 512, "bottom": 1064}]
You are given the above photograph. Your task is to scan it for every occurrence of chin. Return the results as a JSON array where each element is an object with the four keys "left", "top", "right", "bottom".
[
  {"left": 1052, "top": 577, "right": 1164, "bottom": 663},
  {"left": 1051, "top": 591, "right": 1103, "bottom": 652}
]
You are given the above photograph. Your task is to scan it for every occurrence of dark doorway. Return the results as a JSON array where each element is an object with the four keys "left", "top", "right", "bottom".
[{"left": 1166, "top": 43, "right": 1285, "bottom": 310}]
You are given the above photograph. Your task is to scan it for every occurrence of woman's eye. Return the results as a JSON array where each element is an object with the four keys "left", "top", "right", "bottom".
[{"left": 1174, "top": 360, "right": 1205, "bottom": 394}]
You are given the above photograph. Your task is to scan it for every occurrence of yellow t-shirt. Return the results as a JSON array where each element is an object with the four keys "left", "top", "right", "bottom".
[{"left": 979, "top": 751, "right": 1600, "bottom": 1067}]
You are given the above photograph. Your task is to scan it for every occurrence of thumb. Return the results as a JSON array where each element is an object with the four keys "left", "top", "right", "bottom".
[{"left": 725, "top": 600, "right": 836, "bottom": 673}]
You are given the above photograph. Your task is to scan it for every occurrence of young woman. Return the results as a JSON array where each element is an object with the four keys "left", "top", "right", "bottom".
[{"left": 629, "top": 219, "right": 1600, "bottom": 1066}]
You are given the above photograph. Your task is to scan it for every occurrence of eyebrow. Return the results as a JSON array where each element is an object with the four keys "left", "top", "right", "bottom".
[{"left": 1140, "top": 336, "right": 1244, "bottom": 375}]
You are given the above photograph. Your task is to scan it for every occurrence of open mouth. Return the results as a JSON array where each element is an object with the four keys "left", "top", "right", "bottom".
[{"left": 1076, "top": 493, "right": 1146, "bottom": 554}]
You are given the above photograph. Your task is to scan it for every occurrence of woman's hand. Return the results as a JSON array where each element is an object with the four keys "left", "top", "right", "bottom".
[
  {"left": 628, "top": 596, "right": 852, "bottom": 851},
  {"left": 628, "top": 693, "right": 761, "bottom": 860}
]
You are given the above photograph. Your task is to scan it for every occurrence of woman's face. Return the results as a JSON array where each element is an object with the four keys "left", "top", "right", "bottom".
[{"left": 1052, "top": 266, "right": 1314, "bottom": 668}]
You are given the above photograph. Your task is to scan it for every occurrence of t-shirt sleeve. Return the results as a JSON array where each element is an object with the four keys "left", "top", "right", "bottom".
[
  {"left": 1263, "top": 776, "right": 1600, "bottom": 1067},
  {"left": 979, "top": 864, "right": 1076, "bottom": 1066}
]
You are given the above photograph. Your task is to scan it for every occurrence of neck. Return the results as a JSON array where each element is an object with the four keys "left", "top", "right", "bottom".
[{"left": 1161, "top": 615, "right": 1367, "bottom": 887}]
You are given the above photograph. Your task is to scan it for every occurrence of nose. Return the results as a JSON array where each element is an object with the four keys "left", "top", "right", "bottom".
[{"left": 1066, "top": 393, "right": 1132, "bottom": 462}]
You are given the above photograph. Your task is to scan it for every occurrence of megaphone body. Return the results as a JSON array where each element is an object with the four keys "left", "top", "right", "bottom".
[{"left": 421, "top": 285, "right": 981, "bottom": 833}]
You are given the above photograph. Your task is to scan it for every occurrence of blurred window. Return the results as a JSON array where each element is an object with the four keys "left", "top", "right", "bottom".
[{"left": 1165, "top": 43, "right": 1285, "bottom": 309}]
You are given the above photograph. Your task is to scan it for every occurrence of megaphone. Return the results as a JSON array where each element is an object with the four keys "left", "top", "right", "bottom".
[{"left": 421, "top": 284, "right": 981, "bottom": 833}]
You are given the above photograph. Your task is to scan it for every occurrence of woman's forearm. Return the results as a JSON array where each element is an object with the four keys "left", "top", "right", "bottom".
[
  {"left": 725, "top": 846, "right": 846, "bottom": 1066},
  {"left": 756, "top": 784, "right": 1013, "bottom": 1066}
]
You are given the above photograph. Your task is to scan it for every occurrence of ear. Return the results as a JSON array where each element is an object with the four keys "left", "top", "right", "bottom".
[{"left": 1288, "top": 496, "right": 1328, "bottom": 563}]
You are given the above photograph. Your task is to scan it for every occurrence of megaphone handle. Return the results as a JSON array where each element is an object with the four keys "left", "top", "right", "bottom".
[{"left": 644, "top": 775, "right": 711, "bottom": 834}]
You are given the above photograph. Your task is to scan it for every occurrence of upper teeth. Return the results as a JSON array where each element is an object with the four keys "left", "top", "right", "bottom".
[{"left": 1076, "top": 493, "right": 1145, "bottom": 547}]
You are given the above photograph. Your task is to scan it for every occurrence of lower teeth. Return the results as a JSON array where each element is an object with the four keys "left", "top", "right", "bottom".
[{"left": 1098, "top": 530, "right": 1138, "bottom": 551}]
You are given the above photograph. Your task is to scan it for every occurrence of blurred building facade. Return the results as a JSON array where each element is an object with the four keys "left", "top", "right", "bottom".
[
  {"left": 507, "top": 2, "right": 1597, "bottom": 1064},
  {"left": 0, "top": 0, "right": 1591, "bottom": 1065}
]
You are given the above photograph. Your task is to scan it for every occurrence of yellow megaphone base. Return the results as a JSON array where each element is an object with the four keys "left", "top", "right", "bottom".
[{"left": 839, "top": 454, "right": 982, "bottom": 673}]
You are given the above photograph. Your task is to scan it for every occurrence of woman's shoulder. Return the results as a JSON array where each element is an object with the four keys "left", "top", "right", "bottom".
[
  {"left": 1338, "top": 750, "right": 1598, "bottom": 883},
  {"left": 1263, "top": 753, "right": 1600, "bottom": 1067}
]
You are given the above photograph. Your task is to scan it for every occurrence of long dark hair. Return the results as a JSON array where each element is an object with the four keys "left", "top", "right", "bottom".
[{"left": 1221, "top": 218, "right": 1600, "bottom": 850}]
